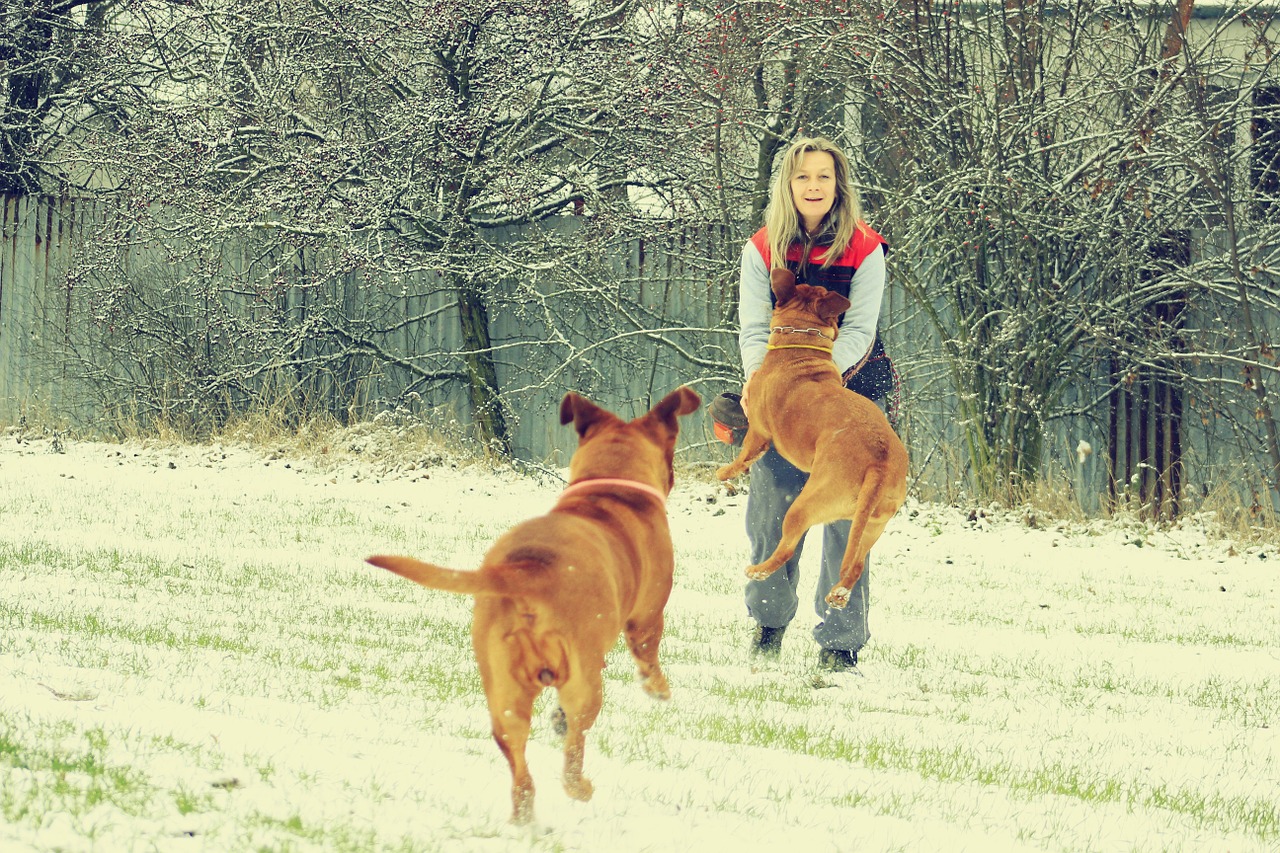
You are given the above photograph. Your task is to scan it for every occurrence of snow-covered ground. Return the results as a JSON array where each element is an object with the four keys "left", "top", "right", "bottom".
[{"left": 0, "top": 429, "right": 1277, "bottom": 852}]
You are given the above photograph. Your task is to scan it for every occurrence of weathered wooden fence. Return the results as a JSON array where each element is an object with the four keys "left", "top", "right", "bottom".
[
  {"left": 0, "top": 196, "right": 740, "bottom": 464},
  {"left": 0, "top": 195, "right": 100, "bottom": 425},
  {"left": 0, "top": 195, "right": 1271, "bottom": 515}
]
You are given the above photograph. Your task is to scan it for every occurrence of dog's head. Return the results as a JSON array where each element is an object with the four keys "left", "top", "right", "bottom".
[
  {"left": 560, "top": 387, "right": 702, "bottom": 493},
  {"left": 769, "top": 269, "right": 851, "bottom": 338}
]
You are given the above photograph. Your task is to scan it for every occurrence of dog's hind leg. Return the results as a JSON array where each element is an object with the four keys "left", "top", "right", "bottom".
[
  {"left": 487, "top": 681, "right": 539, "bottom": 823},
  {"left": 625, "top": 612, "right": 671, "bottom": 700},
  {"left": 825, "top": 472, "right": 890, "bottom": 609},
  {"left": 556, "top": 666, "right": 604, "bottom": 803},
  {"left": 830, "top": 506, "right": 896, "bottom": 608}
]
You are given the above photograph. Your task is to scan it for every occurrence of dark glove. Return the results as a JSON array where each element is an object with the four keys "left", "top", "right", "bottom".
[{"left": 709, "top": 392, "right": 748, "bottom": 445}]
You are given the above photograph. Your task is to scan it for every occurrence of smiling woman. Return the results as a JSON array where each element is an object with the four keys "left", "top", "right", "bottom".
[{"left": 762, "top": 137, "right": 867, "bottom": 277}]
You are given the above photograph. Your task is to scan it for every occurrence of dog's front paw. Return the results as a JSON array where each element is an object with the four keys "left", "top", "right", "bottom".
[
  {"left": 825, "top": 586, "right": 851, "bottom": 609},
  {"left": 715, "top": 464, "right": 737, "bottom": 481},
  {"left": 511, "top": 790, "right": 535, "bottom": 825},
  {"left": 745, "top": 562, "right": 778, "bottom": 581}
]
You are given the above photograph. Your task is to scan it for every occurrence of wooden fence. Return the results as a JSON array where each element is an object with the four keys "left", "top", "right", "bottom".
[{"left": 0, "top": 195, "right": 1270, "bottom": 515}]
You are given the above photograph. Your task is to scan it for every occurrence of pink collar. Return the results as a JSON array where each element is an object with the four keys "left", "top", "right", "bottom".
[{"left": 559, "top": 478, "right": 667, "bottom": 506}]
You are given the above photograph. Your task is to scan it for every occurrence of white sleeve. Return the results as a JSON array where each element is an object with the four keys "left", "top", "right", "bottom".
[
  {"left": 831, "top": 244, "right": 886, "bottom": 376},
  {"left": 737, "top": 240, "right": 772, "bottom": 379}
]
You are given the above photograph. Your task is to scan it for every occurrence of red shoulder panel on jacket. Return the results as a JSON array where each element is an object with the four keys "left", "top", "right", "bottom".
[
  {"left": 749, "top": 227, "right": 771, "bottom": 267},
  {"left": 749, "top": 223, "right": 886, "bottom": 269}
]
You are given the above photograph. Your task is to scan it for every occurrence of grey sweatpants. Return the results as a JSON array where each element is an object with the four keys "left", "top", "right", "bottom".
[{"left": 742, "top": 398, "right": 886, "bottom": 653}]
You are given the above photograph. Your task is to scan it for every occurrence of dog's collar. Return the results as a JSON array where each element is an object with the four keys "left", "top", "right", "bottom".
[
  {"left": 767, "top": 343, "right": 833, "bottom": 353},
  {"left": 559, "top": 478, "right": 667, "bottom": 506},
  {"left": 770, "top": 325, "right": 834, "bottom": 341}
]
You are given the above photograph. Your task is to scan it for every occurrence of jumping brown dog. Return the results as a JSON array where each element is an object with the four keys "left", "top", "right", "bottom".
[
  {"left": 717, "top": 269, "right": 907, "bottom": 609},
  {"left": 367, "top": 386, "right": 700, "bottom": 824}
]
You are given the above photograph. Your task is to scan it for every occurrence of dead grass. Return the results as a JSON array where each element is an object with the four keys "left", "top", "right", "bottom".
[
  {"left": 9, "top": 397, "right": 1280, "bottom": 548},
  {"left": 214, "top": 402, "right": 505, "bottom": 478},
  {"left": 1182, "top": 479, "right": 1280, "bottom": 549},
  {"left": 5, "top": 394, "right": 499, "bottom": 480}
]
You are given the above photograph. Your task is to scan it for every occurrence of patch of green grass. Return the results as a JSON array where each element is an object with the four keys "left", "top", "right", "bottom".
[
  {"left": 877, "top": 641, "right": 930, "bottom": 670},
  {"left": 662, "top": 708, "right": 1279, "bottom": 840},
  {"left": 0, "top": 719, "right": 151, "bottom": 821},
  {"left": 1181, "top": 676, "right": 1279, "bottom": 724},
  {"left": 888, "top": 646, "right": 1277, "bottom": 728},
  {"left": 1074, "top": 619, "right": 1268, "bottom": 649},
  {"left": 174, "top": 784, "right": 214, "bottom": 815},
  {"left": 705, "top": 676, "right": 819, "bottom": 708},
  {"left": 17, "top": 606, "right": 257, "bottom": 659},
  {"left": 245, "top": 811, "right": 427, "bottom": 853},
  {"left": 250, "top": 754, "right": 277, "bottom": 784}
]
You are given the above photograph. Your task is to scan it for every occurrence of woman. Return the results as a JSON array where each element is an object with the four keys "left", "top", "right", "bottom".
[{"left": 732, "top": 136, "right": 896, "bottom": 672}]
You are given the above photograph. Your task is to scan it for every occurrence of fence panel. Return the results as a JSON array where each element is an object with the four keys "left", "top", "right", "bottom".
[{"left": 2, "top": 195, "right": 1274, "bottom": 514}]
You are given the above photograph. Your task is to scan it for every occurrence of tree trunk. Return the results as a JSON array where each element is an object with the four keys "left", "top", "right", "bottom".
[
  {"left": 455, "top": 277, "right": 511, "bottom": 455},
  {"left": 0, "top": 0, "right": 55, "bottom": 195}
]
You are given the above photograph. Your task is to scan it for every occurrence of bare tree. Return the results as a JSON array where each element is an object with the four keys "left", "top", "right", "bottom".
[
  {"left": 1152, "top": 5, "right": 1280, "bottom": 510},
  {"left": 818, "top": 0, "right": 1280, "bottom": 512},
  {"left": 66, "top": 0, "right": 707, "bottom": 449},
  {"left": 0, "top": 0, "right": 117, "bottom": 193}
]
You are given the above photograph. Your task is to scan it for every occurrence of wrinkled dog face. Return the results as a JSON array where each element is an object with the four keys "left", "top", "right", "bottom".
[{"left": 771, "top": 283, "right": 851, "bottom": 339}]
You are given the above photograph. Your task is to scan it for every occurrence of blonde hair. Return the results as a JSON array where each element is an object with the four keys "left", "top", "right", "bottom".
[{"left": 763, "top": 136, "right": 865, "bottom": 271}]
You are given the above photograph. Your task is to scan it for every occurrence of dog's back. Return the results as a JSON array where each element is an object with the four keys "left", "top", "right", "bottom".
[{"left": 760, "top": 360, "right": 901, "bottom": 477}]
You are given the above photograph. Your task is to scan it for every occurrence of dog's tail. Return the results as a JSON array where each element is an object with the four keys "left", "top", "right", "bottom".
[{"left": 367, "top": 554, "right": 553, "bottom": 599}]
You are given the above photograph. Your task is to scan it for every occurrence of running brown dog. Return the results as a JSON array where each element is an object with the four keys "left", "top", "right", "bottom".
[
  {"left": 717, "top": 269, "right": 907, "bottom": 609},
  {"left": 367, "top": 387, "right": 700, "bottom": 824}
]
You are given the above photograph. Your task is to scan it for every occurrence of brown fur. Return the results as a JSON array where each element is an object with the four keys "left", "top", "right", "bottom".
[
  {"left": 368, "top": 387, "right": 700, "bottom": 824},
  {"left": 717, "top": 269, "right": 907, "bottom": 608}
]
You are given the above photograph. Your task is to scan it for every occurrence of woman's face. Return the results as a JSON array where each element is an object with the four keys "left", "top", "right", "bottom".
[{"left": 789, "top": 150, "right": 838, "bottom": 233}]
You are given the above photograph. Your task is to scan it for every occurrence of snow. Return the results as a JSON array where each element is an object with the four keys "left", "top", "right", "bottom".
[{"left": 0, "top": 431, "right": 1277, "bottom": 852}]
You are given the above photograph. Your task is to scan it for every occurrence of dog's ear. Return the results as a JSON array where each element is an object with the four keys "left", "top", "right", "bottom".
[
  {"left": 815, "top": 289, "right": 852, "bottom": 321},
  {"left": 770, "top": 268, "right": 797, "bottom": 304},
  {"left": 649, "top": 386, "right": 702, "bottom": 428},
  {"left": 560, "top": 391, "right": 610, "bottom": 438},
  {"left": 642, "top": 387, "right": 701, "bottom": 448}
]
